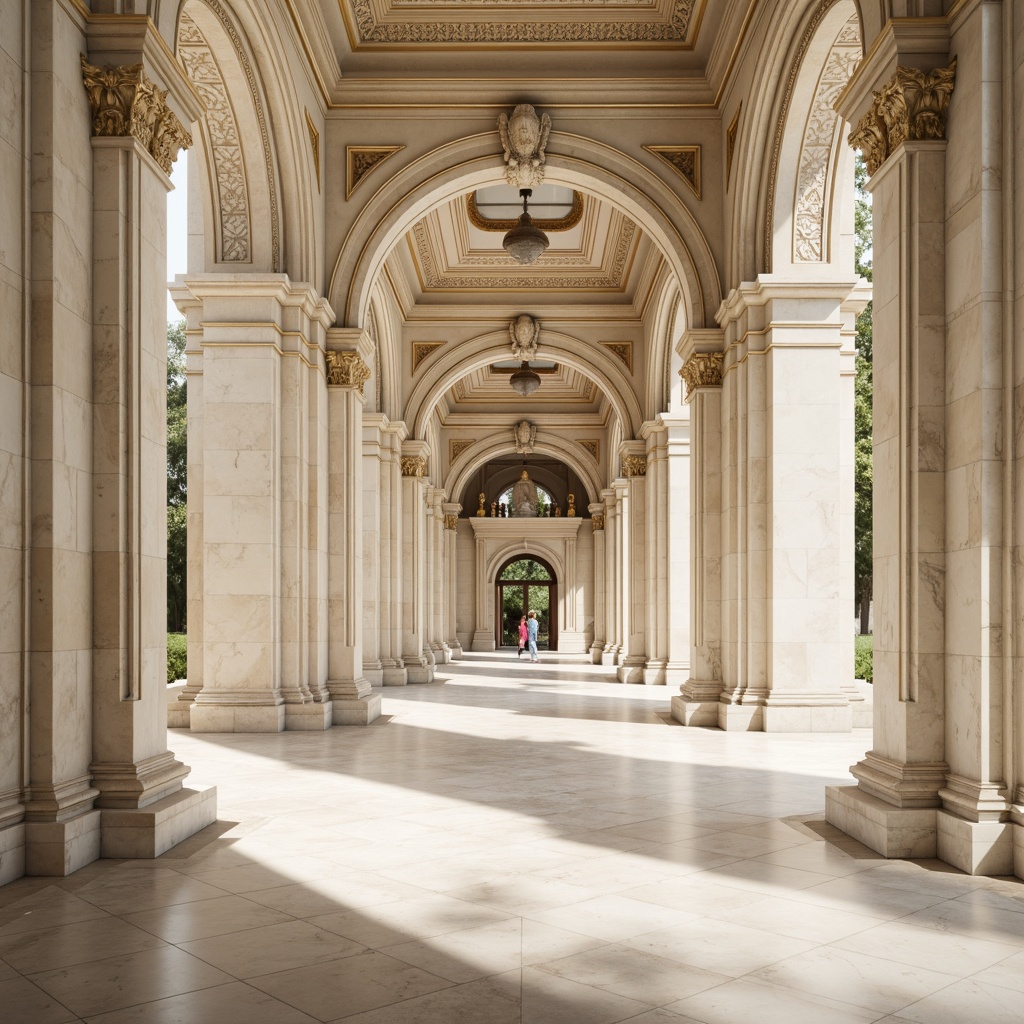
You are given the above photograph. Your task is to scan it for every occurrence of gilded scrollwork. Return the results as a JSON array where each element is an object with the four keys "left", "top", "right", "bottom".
[
  {"left": 80, "top": 57, "right": 192, "bottom": 175},
  {"left": 401, "top": 456, "right": 428, "bottom": 477},
  {"left": 444, "top": 513, "right": 459, "bottom": 530},
  {"left": 850, "top": 59, "right": 957, "bottom": 175},
  {"left": 679, "top": 352, "right": 724, "bottom": 397},
  {"left": 326, "top": 351, "right": 371, "bottom": 389},
  {"left": 591, "top": 513, "right": 605, "bottom": 531},
  {"left": 622, "top": 455, "right": 648, "bottom": 478}
]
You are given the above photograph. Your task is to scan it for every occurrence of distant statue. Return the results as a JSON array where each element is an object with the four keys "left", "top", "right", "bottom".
[
  {"left": 511, "top": 469, "right": 538, "bottom": 517},
  {"left": 513, "top": 419, "right": 536, "bottom": 454},
  {"left": 509, "top": 314, "right": 540, "bottom": 362},
  {"left": 498, "top": 104, "right": 551, "bottom": 188}
]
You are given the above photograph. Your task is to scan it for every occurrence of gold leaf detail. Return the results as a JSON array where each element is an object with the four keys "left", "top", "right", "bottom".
[
  {"left": 412, "top": 341, "right": 445, "bottom": 373},
  {"left": 644, "top": 145, "right": 701, "bottom": 199},
  {"left": 600, "top": 342, "right": 633, "bottom": 374},
  {"left": 326, "top": 351, "right": 371, "bottom": 389},
  {"left": 346, "top": 146, "right": 404, "bottom": 199},
  {"left": 680, "top": 352, "right": 723, "bottom": 396}
]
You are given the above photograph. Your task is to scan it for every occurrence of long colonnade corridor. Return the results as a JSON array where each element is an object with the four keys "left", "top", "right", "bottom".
[{"left": 1, "top": 658, "right": 1023, "bottom": 1023}]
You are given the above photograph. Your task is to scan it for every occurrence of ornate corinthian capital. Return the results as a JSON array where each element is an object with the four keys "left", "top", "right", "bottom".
[
  {"left": 679, "top": 352, "right": 723, "bottom": 397},
  {"left": 326, "top": 351, "right": 371, "bottom": 389},
  {"left": 622, "top": 455, "right": 648, "bottom": 478},
  {"left": 444, "top": 513, "right": 459, "bottom": 530},
  {"left": 401, "top": 456, "right": 428, "bottom": 477},
  {"left": 80, "top": 56, "right": 192, "bottom": 174},
  {"left": 591, "top": 513, "right": 605, "bottom": 531},
  {"left": 849, "top": 59, "right": 957, "bottom": 175}
]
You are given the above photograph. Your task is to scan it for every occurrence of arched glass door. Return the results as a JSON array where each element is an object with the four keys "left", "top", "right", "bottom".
[{"left": 496, "top": 557, "right": 557, "bottom": 651}]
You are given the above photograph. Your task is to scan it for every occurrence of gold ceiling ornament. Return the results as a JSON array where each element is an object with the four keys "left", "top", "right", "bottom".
[
  {"left": 326, "top": 351, "right": 371, "bottom": 389},
  {"left": 449, "top": 439, "right": 474, "bottom": 463},
  {"left": 600, "top": 341, "right": 633, "bottom": 374},
  {"left": 591, "top": 513, "right": 605, "bottom": 531},
  {"left": 643, "top": 145, "right": 701, "bottom": 200},
  {"left": 467, "top": 190, "right": 584, "bottom": 232},
  {"left": 850, "top": 59, "right": 957, "bottom": 175},
  {"left": 579, "top": 439, "right": 600, "bottom": 462},
  {"left": 346, "top": 145, "right": 404, "bottom": 199},
  {"left": 80, "top": 57, "right": 192, "bottom": 175},
  {"left": 400, "top": 455, "right": 428, "bottom": 477},
  {"left": 305, "top": 109, "right": 321, "bottom": 191},
  {"left": 622, "top": 455, "right": 648, "bottom": 477},
  {"left": 412, "top": 341, "right": 445, "bottom": 374},
  {"left": 679, "top": 352, "right": 723, "bottom": 396},
  {"left": 726, "top": 104, "right": 741, "bottom": 189}
]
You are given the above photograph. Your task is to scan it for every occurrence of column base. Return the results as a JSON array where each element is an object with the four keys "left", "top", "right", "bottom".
[
  {"left": 363, "top": 662, "right": 384, "bottom": 686},
  {"left": 762, "top": 699, "right": 852, "bottom": 733},
  {"left": 718, "top": 701, "right": 764, "bottom": 731},
  {"left": 448, "top": 641, "right": 464, "bottom": 660},
  {"left": 284, "top": 701, "right": 334, "bottom": 731},
  {"left": 558, "top": 632, "right": 589, "bottom": 654},
  {"left": 936, "top": 810, "right": 1014, "bottom": 876},
  {"left": 332, "top": 692, "right": 383, "bottom": 725},
  {"left": 190, "top": 703, "right": 285, "bottom": 733},
  {"left": 642, "top": 660, "right": 667, "bottom": 685},
  {"left": 618, "top": 656, "right": 646, "bottom": 684},
  {"left": 25, "top": 810, "right": 102, "bottom": 877},
  {"left": 405, "top": 661, "right": 435, "bottom": 684},
  {"left": 0, "top": 822, "right": 26, "bottom": 885},
  {"left": 471, "top": 631, "right": 496, "bottom": 652},
  {"left": 382, "top": 666, "right": 409, "bottom": 685},
  {"left": 100, "top": 785, "right": 217, "bottom": 859},
  {"left": 589, "top": 642, "right": 605, "bottom": 665},
  {"left": 1015, "top": 820, "right": 1024, "bottom": 879},
  {"left": 670, "top": 694, "right": 719, "bottom": 727},
  {"left": 601, "top": 646, "right": 621, "bottom": 668},
  {"left": 825, "top": 784, "right": 937, "bottom": 858},
  {"left": 663, "top": 662, "right": 690, "bottom": 687}
]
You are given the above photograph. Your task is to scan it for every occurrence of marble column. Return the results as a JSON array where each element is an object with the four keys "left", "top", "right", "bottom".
[
  {"left": 673, "top": 344, "right": 725, "bottom": 725},
  {"left": 361, "top": 414, "right": 386, "bottom": 686},
  {"left": 642, "top": 421, "right": 668, "bottom": 685},
  {"left": 600, "top": 488, "right": 619, "bottom": 666},
  {"left": 663, "top": 412, "right": 692, "bottom": 689},
  {"left": 380, "top": 422, "right": 408, "bottom": 685},
  {"left": 401, "top": 443, "right": 434, "bottom": 681},
  {"left": 617, "top": 444, "right": 648, "bottom": 684},
  {"left": 588, "top": 504, "right": 606, "bottom": 664},
  {"left": 326, "top": 342, "right": 381, "bottom": 725},
  {"left": 426, "top": 487, "right": 449, "bottom": 664},
  {"left": 443, "top": 504, "right": 464, "bottom": 658}
]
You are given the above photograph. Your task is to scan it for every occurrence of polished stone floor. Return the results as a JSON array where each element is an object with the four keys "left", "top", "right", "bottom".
[{"left": 2, "top": 654, "right": 1023, "bottom": 1023}]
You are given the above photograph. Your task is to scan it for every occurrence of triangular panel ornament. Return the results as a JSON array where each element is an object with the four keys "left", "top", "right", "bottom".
[
  {"left": 346, "top": 145, "right": 404, "bottom": 199},
  {"left": 599, "top": 341, "right": 633, "bottom": 374},
  {"left": 412, "top": 341, "right": 445, "bottom": 374},
  {"left": 644, "top": 145, "right": 701, "bottom": 200}
]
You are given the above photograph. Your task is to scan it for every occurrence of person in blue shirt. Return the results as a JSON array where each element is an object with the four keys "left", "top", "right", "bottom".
[{"left": 526, "top": 610, "right": 540, "bottom": 663}]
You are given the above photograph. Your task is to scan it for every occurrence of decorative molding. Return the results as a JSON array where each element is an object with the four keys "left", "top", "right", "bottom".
[
  {"left": 726, "top": 103, "right": 741, "bottom": 189},
  {"left": 346, "top": 145, "right": 404, "bottom": 199},
  {"left": 80, "top": 57, "right": 192, "bottom": 175},
  {"left": 345, "top": 0, "right": 699, "bottom": 46},
  {"left": 368, "top": 306, "right": 383, "bottom": 412},
  {"left": 444, "top": 513, "right": 459, "bottom": 530},
  {"left": 498, "top": 103, "right": 550, "bottom": 188},
  {"left": 579, "top": 439, "right": 600, "bottom": 462},
  {"left": 513, "top": 420, "right": 537, "bottom": 455},
  {"left": 849, "top": 59, "right": 957, "bottom": 176},
  {"left": 305, "top": 108, "right": 321, "bottom": 191},
  {"left": 794, "top": 15, "right": 861, "bottom": 262},
  {"left": 510, "top": 315, "right": 540, "bottom": 361},
  {"left": 622, "top": 455, "right": 648, "bottom": 477},
  {"left": 599, "top": 341, "right": 633, "bottom": 374},
  {"left": 412, "top": 341, "right": 445, "bottom": 373},
  {"left": 591, "top": 513, "right": 605, "bottom": 531},
  {"left": 644, "top": 145, "right": 701, "bottom": 200},
  {"left": 401, "top": 455, "right": 428, "bottom": 477},
  {"left": 467, "top": 190, "right": 584, "bottom": 231},
  {"left": 449, "top": 439, "right": 474, "bottom": 462},
  {"left": 679, "top": 352, "right": 723, "bottom": 396},
  {"left": 326, "top": 351, "right": 371, "bottom": 389}
]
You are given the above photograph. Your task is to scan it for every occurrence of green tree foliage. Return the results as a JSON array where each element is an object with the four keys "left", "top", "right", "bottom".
[
  {"left": 854, "top": 156, "right": 873, "bottom": 635},
  {"left": 167, "top": 321, "right": 188, "bottom": 632}
]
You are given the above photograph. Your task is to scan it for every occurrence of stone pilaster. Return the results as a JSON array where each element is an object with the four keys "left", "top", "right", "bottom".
[
  {"left": 401, "top": 442, "right": 434, "bottom": 680},
  {"left": 426, "top": 487, "right": 450, "bottom": 664},
  {"left": 617, "top": 444, "right": 648, "bottom": 684},
  {"left": 641, "top": 421, "right": 668, "bottom": 685},
  {"left": 443, "top": 503, "right": 464, "bottom": 658},
  {"left": 673, "top": 337, "right": 725, "bottom": 725},
  {"left": 827, "top": 31, "right": 960, "bottom": 858},
  {"left": 600, "top": 488, "right": 619, "bottom": 666},
  {"left": 361, "top": 414, "right": 387, "bottom": 685},
  {"left": 588, "top": 504, "right": 606, "bottom": 663},
  {"left": 380, "top": 422, "right": 408, "bottom": 684},
  {"left": 663, "top": 414, "right": 692, "bottom": 688}
]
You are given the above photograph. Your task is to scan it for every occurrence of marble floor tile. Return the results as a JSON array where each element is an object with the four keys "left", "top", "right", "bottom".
[{"left": 2, "top": 655, "right": 1023, "bottom": 1024}]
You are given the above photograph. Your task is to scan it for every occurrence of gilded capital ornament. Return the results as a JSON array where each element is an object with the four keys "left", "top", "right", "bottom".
[
  {"left": 80, "top": 57, "right": 192, "bottom": 174},
  {"left": 444, "top": 513, "right": 459, "bottom": 530},
  {"left": 326, "top": 351, "right": 371, "bottom": 389},
  {"left": 591, "top": 513, "right": 605, "bottom": 531},
  {"left": 401, "top": 456, "right": 428, "bottom": 477},
  {"left": 679, "top": 352, "right": 723, "bottom": 397},
  {"left": 622, "top": 455, "right": 648, "bottom": 478},
  {"left": 849, "top": 59, "right": 957, "bottom": 175}
]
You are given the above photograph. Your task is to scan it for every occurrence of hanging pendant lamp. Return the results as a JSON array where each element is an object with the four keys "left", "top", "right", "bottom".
[
  {"left": 502, "top": 189, "right": 549, "bottom": 265},
  {"left": 509, "top": 361, "right": 541, "bottom": 396}
]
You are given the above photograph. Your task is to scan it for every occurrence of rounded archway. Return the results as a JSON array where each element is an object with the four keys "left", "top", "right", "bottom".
[{"left": 496, "top": 555, "right": 558, "bottom": 652}]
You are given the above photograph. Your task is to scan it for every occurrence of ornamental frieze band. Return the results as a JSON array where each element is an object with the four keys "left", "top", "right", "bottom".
[
  {"left": 80, "top": 57, "right": 192, "bottom": 174},
  {"left": 849, "top": 59, "right": 957, "bottom": 175},
  {"left": 326, "top": 351, "right": 371, "bottom": 389},
  {"left": 680, "top": 352, "right": 724, "bottom": 397}
]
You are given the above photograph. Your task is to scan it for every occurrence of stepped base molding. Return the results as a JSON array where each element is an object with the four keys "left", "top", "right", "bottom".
[
  {"left": 850, "top": 753, "right": 948, "bottom": 808},
  {"left": 642, "top": 660, "right": 667, "bottom": 685},
  {"left": 285, "top": 702, "right": 334, "bottom": 731},
  {"left": 589, "top": 642, "right": 604, "bottom": 664},
  {"left": 25, "top": 811, "right": 102, "bottom": 877},
  {"left": 403, "top": 656, "right": 435, "bottom": 683},
  {"left": 330, "top": 677, "right": 382, "bottom": 724},
  {"left": 936, "top": 811, "right": 1014, "bottom": 876},
  {"left": 471, "top": 631, "right": 496, "bottom": 653},
  {"left": 618, "top": 656, "right": 646, "bottom": 684},
  {"left": 762, "top": 694, "right": 852, "bottom": 733},
  {"left": 671, "top": 678, "right": 724, "bottom": 727},
  {"left": 382, "top": 664, "right": 409, "bottom": 685},
  {"left": 191, "top": 703, "right": 286, "bottom": 733},
  {"left": 100, "top": 786, "right": 217, "bottom": 859},
  {"left": 825, "top": 785, "right": 937, "bottom": 858},
  {"left": 718, "top": 702, "right": 764, "bottom": 731}
]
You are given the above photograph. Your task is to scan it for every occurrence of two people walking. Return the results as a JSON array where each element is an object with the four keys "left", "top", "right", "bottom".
[{"left": 517, "top": 610, "right": 540, "bottom": 663}]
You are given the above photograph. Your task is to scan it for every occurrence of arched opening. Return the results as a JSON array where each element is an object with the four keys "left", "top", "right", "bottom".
[{"left": 496, "top": 556, "right": 558, "bottom": 652}]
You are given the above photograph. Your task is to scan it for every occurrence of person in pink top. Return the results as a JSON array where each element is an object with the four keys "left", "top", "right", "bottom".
[{"left": 517, "top": 615, "right": 528, "bottom": 658}]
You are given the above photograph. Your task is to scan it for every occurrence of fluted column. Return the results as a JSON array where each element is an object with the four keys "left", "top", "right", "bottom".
[
  {"left": 426, "top": 487, "right": 449, "bottom": 664},
  {"left": 326, "top": 345, "right": 381, "bottom": 725},
  {"left": 443, "top": 504, "right": 463, "bottom": 658},
  {"left": 589, "top": 504, "right": 606, "bottom": 663},
  {"left": 401, "top": 443, "right": 434, "bottom": 681},
  {"left": 673, "top": 348, "right": 725, "bottom": 724},
  {"left": 618, "top": 444, "right": 647, "bottom": 684}
]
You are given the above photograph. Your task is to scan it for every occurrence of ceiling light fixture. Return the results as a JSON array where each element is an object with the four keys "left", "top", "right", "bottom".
[
  {"left": 502, "top": 188, "right": 549, "bottom": 265},
  {"left": 509, "top": 361, "right": 542, "bottom": 396}
]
